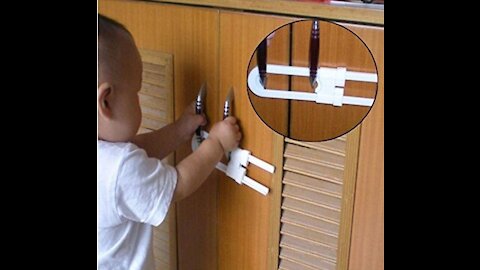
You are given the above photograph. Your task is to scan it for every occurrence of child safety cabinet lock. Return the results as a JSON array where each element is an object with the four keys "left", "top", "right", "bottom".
[
  {"left": 191, "top": 84, "right": 274, "bottom": 196},
  {"left": 249, "top": 20, "right": 378, "bottom": 107},
  {"left": 219, "top": 145, "right": 274, "bottom": 196},
  {"left": 192, "top": 130, "right": 273, "bottom": 196},
  {"left": 248, "top": 64, "right": 377, "bottom": 107}
]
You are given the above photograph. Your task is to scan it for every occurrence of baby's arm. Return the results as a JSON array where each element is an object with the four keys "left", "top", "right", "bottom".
[
  {"left": 173, "top": 117, "right": 241, "bottom": 201},
  {"left": 132, "top": 101, "right": 206, "bottom": 160}
]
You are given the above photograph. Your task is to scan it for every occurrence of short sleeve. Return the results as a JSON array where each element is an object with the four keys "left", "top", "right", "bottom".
[{"left": 115, "top": 145, "right": 177, "bottom": 226}]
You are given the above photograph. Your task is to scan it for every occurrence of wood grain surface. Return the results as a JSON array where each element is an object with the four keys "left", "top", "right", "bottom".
[
  {"left": 248, "top": 23, "right": 291, "bottom": 137},
  {"left": 218, "top": 11, "right": 295, "bottom": 270},
  {"left": 343, "top": 23, "right": 384, "bottom": 270},
  {"left": 289, "top": 20, "right": 377, "bottom": 141},
  {"left": 151, "top": 0, "right": 384, "bottom": 25}
]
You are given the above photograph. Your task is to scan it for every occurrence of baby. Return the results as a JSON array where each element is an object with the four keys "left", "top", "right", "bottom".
[{"left": 98, "top": 14, "right": 241, "bottom": 269}]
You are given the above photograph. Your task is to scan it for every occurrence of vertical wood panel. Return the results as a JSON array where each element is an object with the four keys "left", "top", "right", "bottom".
[
  {"left": 99, "top": 1, "right": 220, "bottom": 269},
  {"left": 218, "top": 11, "right": 294, "bottom": 270},
  {"left": 290, "top": 20, "right": 377, "bottom": 141},
  {"left": 248, "top": 25, "right": 291, "bottom": 136},
  {"left": 343, "top": 24, "right": 384, "bottom": 270},
  {"left": 336, "top": 126, "right": 360, "bottom": 270},
  {"left": 267, "top": 134, "right": 286, "bottom": 270}
]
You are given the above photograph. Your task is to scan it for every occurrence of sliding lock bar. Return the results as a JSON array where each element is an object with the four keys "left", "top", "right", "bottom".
[
  {"left": 216, "top": 147, "right": 272, "bottom": 196},
  {"left": 247, "top": 64, "right": 377, "bottom": 107},
  {"left": 192, "top": 130, "right": 273, "bottom": 196}
]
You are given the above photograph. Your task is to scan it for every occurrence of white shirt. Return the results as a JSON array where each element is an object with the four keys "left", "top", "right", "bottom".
[{"left": 98, "top": 140, "right": 177, "bottom": 270}]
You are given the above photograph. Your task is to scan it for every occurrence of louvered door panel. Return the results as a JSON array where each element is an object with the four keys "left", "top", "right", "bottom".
[
  {"left": 280, "top": 133, "right": 357, "bottom": 270},
  {"left": 280, "top": 258, "right": 322, "bottom": 270},
  {"left": 282, "top": 210, "right": 339, "bottom": 237},
  {"left": 283, "top": 185, "right": 342, "bottom": 210},
  {"left": 283, "top": 172, "right": 342, "bottom": 197},
  {"left": 280, "top": 246, "right": 336, "bottom": 270},
  {"left": 137, "top": 49, "right": 176, "bottom": 270},
  {"left": 282, "top": 197, "right": 340, "bottom": 224},
  {"left": 281, "top": 223, "right": 338, "bottom": 247},
  {"left": 138, "top": 49, "right": 174, "bottom": 132}
]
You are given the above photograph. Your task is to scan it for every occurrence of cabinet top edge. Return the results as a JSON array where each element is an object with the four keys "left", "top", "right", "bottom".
[{"left": 149, "top": 0, "right": 384, "bottom": 26}]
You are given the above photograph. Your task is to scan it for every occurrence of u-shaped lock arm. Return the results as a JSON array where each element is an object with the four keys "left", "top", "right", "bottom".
[{"left": 248, "top": 65, "right": 377, "bottom": 107}]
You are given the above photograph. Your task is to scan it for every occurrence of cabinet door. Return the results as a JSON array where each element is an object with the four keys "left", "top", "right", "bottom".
[
  {"left": 99, "top": 1, "right": 221, "bottom": 269},
  {"left": 218, "top": 11, "right": 295, "bottom": 270},
  {"left": 277, "top": 24, "right": 384, "bottom": 270},
  {"left": 343, "top": 24, "right": 384, "bottom": 270}
]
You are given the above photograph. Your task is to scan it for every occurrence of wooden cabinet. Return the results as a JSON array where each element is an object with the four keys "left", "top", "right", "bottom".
[{"left": 99, "top": 1, "right": 383, "bottom": 269}]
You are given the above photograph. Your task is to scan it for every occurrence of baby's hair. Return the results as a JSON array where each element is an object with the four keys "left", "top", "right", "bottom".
[
  {"left": 98, "top": 14, "right": 133, "bottom": 83},
  {"left": 98, "top": 14, "right": 131, "bottom": 40}
]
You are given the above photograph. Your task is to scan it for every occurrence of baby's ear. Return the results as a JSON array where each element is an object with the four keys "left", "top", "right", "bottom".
[{"left": 98, "top": 82, "right": 113, "bottom": 119}]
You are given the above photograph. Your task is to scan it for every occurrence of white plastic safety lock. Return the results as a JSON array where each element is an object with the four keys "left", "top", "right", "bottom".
[
  {"left": 333, "top": 87, "right": 344, "bottom": 107},
  {"left": 247, "top": 64, "right": 377, "bottom": 107},
  {"left": 226, "top": 149, "right": 247, "bottom": 185},
  {"left": 192, "top": 131, "right": 274, "bottom": 196}
]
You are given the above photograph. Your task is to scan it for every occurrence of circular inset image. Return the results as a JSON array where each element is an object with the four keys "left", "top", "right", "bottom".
[{"left": 247, "top": 20, "right": 378, "bottom": 141}]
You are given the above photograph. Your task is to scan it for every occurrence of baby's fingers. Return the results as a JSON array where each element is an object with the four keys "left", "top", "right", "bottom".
[{"left": 224, "top": 116, "right": 237, "bottom": 125}]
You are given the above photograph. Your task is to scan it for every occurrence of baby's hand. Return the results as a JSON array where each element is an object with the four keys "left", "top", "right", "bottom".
[
  {"left": 177, "top": 101, "right": 207, "bottom": 141},
  {"left": 209, "top": 117, "right": 242, "bottom": 152}
]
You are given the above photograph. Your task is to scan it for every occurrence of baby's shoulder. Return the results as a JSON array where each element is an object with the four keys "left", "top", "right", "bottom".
[
  {"left": 98, "top": 141, "right": 144, "bottom": 164},
  {"left": 98, "top": 140, "right": 138, "bottom": 153}
]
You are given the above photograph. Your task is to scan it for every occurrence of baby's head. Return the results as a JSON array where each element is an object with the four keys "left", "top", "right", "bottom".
[{"left": 98, "top": 14, "right": 142, "bottom": 142}]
